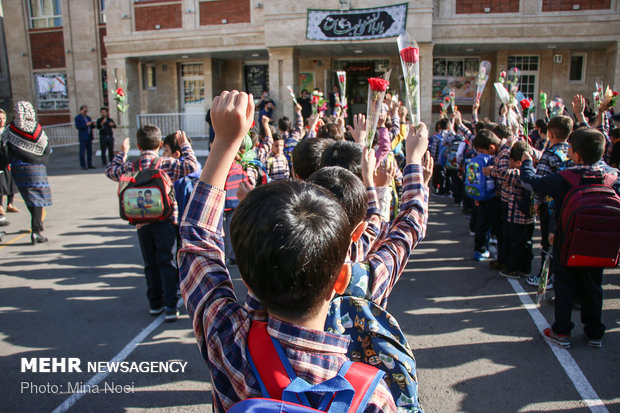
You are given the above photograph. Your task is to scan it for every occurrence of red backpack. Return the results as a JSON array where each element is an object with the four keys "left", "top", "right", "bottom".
[
  {"left": 118, "top": 158, "right": 175, "bottom": 224},
  {"left": 558, "top": 169, "right": 620, "bottom": 267}
]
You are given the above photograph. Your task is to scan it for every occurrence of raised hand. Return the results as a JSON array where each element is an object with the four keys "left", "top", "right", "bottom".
[
  {"left": 361, "top": 147, "right": 377, "bottom": 188},
  {"left": 406, "top": 123, "right": 429, "bottom": 165}
]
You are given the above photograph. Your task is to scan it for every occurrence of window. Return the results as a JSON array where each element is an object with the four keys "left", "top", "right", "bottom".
[
  {"left": 29, "top": 0, "right": 62, "bottom": 28},
  {"left": 99, "top": 0, "right": 106, "bottom": 24},
  {"left": 507, "top": 55, "right": 539, "bottom": 99},
  {"left": 34, "top": 73, "right": 68, "bottom": 110},
  {"left": 180, "top": 64, "right": 204, "bottom": 105},
  {"left": 142, "top": 64, "right": 156, "bottom": 89},
  {"left": 569, "top": 54, "right": 586, "bottom": 83}
]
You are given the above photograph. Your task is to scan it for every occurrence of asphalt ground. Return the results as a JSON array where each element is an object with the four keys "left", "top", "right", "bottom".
[{"left": 0, "top": 141, "right": 618, "bottom": 412}]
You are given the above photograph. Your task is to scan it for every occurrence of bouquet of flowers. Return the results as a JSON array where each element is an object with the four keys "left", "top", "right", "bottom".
[
  {"left": 520, "top": 98, "right": 535, "bottom": 137},
  {"left": 449, "top": 89, "right": 456, "bottom": 112},
  {"left": 286, "top": 85, "right": 298, "bottom": 105},
  {"left": 548, "top": 97, "right": 564, "bottom": 118},
  {"left": 112, "top": 74, "right": 129, "bottom": 113},
  {"left": 366, "top": 70, "right": 391, "bottom": 149},
  {"left": 311, "top": 90, "right": 325, "bottom": 115},
  {"left": 397, "top": 32, "right": 420, "bottom": 126},
  {"left": 600, "top": 85, "right": 618, "bottom": 109},
  {"left": 475, "top": 61, "right": 492, "bottom": 104},
  {"left": 440, "top": 96, "right": 450, "bottom": 117},
  {"left": 593, "top": 81, "right": 603, "bottom": 110},
  {"left": 498, "top": 70, "right": 507, "bottom": 84},
  {"left": 504, "top": 68, "right": 520, "bottom": 104},
  {"left": 336, "top": 70, "right": 348, "bottom": 112},
  {"left": 539, "top": 91, "right": 548, "bottom": 115}
]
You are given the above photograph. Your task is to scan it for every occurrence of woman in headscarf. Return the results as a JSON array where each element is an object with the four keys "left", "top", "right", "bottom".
[
  {"left": 1, "top": 101, "right": 51, "bottom": 244},
  {"left": 0, "top": 109, "right": 20, "bottom": 217}
]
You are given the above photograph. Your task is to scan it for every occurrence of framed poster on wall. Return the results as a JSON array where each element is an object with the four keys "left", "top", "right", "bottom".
[{"left": 299, "top": 72, "right": 315, "bottom": 92}]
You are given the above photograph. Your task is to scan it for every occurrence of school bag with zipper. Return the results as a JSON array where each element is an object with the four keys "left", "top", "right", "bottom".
[
  {"left": 557, "top": 169, "right": 620, "bottom": 267},
  {"left": 325, "top": 263, "right": 423, "bottom": 412},
  {"left": 464, "top": 153, "right": 495, "bottom": 201},
  {"left": 245, "top": 159, "right": 271, "bottom": 186},
  {"left": 544, "top": 145, "right": 571, "bottom": 214},
  {"left": 445, "top": 137, "right": 463, "bottom": 171},
  {"left": 118, "top": 158, "right": 175, "bottom": 224},
  {"left": 227, "top": 321, "right": 385, "bottom": 413}
]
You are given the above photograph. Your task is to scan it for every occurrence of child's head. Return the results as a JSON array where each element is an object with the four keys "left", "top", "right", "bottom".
[
  {"left": 473, "top": 129, "right": 501, "bottom": 155},
  {"left": 438, "top": 118, "right": 451, "bottom": 131},
  {"left": 317, "top": 123, "right": 343, "bottom": 141},
  {"left": 137, "top": 124, "right": 162, "bottom": 150},
  {"left": 145, "top": 189, "right": 152, "bottom": 201},
  {"left": 163, "top": 133, "right": 181, "bottom": 158},
  {"left": 535, "top": 119, "right": 546, "bottom": 132},
  {"left": 292, "top": 138, "right": 334, "bottom": 180},
  {"left": 509, "top": 141, "right": 528, "bottom": 169},
  {"left": 278, "top": 117, "right": 290, "bottom": 133},
  {"left": 307, "top": 166, "right": 367, "bottom": 235},
  {"left": 547, "top": 115, "right": 573, "bottom": 142},
  {"left": 568, "top": 128, "right": 605, "bottom": 165},
  {"left": 272, "top": 134, "right": 284, "bottom": 155},
  {"left": 231, "top": 180, "right": 351, "bottom": 321},
  {"left": 492, "top": 124, "right": 513, "bottom": 140},
  {"left": 321, "top": 140, "right": 362, "bottom": 179}
]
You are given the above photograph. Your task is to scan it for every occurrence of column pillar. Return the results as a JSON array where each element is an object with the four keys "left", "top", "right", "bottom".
[
  {"left": 419, "top": 43, "right": 433, "bottom": 125},
  {"left": 268, "top": 47, "right": 299, "bottom": 120},
  {"left": 106, "top": 56, "right": 139, "bottom": 140}
]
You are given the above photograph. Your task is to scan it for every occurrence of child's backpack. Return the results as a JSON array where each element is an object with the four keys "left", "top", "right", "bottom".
[
  {"left": 445, "top": 137, "right": 463, "bottom": 171},
  {"left": 174, "top": 174, "right": 200, "bottom": 218},
  {"left": 227, "top": 321, "right": 385, "bottom": 413},
  {"left": 325, "top": 263, "right": 422, "bottom": 413},
  {"left": 558, "top": 169, "right": 620, "bottom": 267},
  {"left": 438, "top": 145, "right": 448, "bottom": 168},
  {"left": 245, "top": 159, "right": 271, "bottom": 186},
  {"left": 464, "top": 153, "right": 495, "bottom": 201},
  {"left": 118, "top": 158, "right": 175, "bottom": 224},
  {"left": 545, "top": 146, "right": 571, "bottom": 211}
]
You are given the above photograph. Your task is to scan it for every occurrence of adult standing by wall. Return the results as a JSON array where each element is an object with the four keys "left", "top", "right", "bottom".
[
  {"left": 1, "top": 101, "right": 52, "bottom": 244},
  {"left": 96, "top": 107, "right": 116, "bottom": 166},
  {"left": 75, "top": 105, "right": 95, "bottom": 170}
]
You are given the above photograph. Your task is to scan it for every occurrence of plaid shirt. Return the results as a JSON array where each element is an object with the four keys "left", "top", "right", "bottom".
[
  {"left": 283, "top": 113, "right": 305, "bottom": 171},
  {"left": 429, "top": 130, "right": 453, "bottom": 161},
  {"left": 489, "top": 167, "right": 535, "bottom": 225},
  {"left": 104, "top": 144, "right": 198, "bottom": 225},
  {"left": 178, "top": 182, "right": 397, "bottom": 413},
  {"left": 266, "top": 153, "right": 290, "bottom": 181},
  {"left": 255, "top": 134, "right": 273, "bottom": 165},
  {"left": 494, "top": 144, "right": 511, "bottom": 203},
  {"left": 534, "top": 142, "right": 570, "bottom": 205}
]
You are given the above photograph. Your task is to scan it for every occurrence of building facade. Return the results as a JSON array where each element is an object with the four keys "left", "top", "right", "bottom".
[{"left": 3, "top": 0, "right": 620, "bottom": 135}]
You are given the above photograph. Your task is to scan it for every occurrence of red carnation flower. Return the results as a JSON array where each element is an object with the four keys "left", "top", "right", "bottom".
[
  {"left": 399, "top": 47, "right": 419, "bottom": 64},
  {"left": 444, "top": 96, "right": 450, "bottom": 102},
  {"left": 499, "top": 71, "right": 506, "bottom": 78},
  {"left": 368, "top": 77, "right": 389, "bottom": 92},
  {"left": 439, "top": 103, "right": 444, "bottom": 109},
  {"left": 520, "top": 99, "right": 531, "bottom": 111},
  {"left": 338, "top": 75, "right": 345, "bottom": 83},
  {"left": 614, "top": 91, "right": 619, "bottom": 96},
  {"left": 116, "top": 88, "right": 125, "bottom": 97}
]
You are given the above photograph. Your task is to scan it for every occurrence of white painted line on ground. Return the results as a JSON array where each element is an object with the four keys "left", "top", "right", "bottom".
[
  {"left": 507, "top": 279, "right": 609, "bottom": 413},
  {"left": 51, "top": 298, "right": 183, "bottom": 413}
]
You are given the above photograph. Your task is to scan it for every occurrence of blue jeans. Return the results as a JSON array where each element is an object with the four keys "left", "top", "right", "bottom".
[
  {"left": 79, "top": 138, "right": 93, "bottom": 168},
  {"left": 137, "top": 220, "right": 178, "bottom": 309}
]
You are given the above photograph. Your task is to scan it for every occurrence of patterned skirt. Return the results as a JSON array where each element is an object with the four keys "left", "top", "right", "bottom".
[{"left": 11, "top": 160, "right": 52, "bottom": 207}]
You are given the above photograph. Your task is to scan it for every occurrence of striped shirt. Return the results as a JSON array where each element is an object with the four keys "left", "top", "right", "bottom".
[
  {"left": 489, "top": 167, "right": 535, "bottom": 225},
  {"left": 177, "top": 182, "right": 398, "bottom": 413},
  {"left": 104, "top": 144, "right": 198, "bottom": 225},
  {"left": 534, "top": 142, "right": 570, "bottom": 205}
]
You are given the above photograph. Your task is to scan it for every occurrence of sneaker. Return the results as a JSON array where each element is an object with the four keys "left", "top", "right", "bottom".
[
  {"left": 468, "top": 230, "right": 475, "bottom": 236},
  {"left": 526, "top": 274, "right": 541, "bottom": 287},
  {"left": 587, "top": 337, "right": 602, "bottom": 348},
  {"left": 473, "top": 250, "right": 491, "bottom": 261},
  {"left": 149, "top": 306, "right": 164, "bottom": 316},
  {"left": 546, "top": 278, "right": 554, "bottom": 290},
  {"left": 499, "top": 270, "right": 521, "bottom": 279},
  {"left": 543, "top": 327, "right": 571, "bottom": 349},
  {"left": 164, "top": 306, "right": 179, "bottom": 322}
]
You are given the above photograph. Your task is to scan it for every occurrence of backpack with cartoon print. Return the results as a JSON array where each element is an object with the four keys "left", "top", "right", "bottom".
[{"left": 325, "top": 263, "right": 422, "bottom": 413}]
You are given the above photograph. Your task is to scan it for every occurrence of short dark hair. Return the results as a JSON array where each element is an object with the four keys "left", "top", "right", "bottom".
[
  {"left": 278, "top": 117, "right": 290, "bottom": 132},
  {"left": 321, "top": 140, "right": 362, "bottom": 179},
  {"left": 438, "top": 118, "right": 450, "bottom": 131},
  {"left": 535, "top": 119, "right": 547, "bottom": 129},
  {"left": 163, "top": 133, "right": 181, "bottom": 153},
  {"left": 307, "top": 166, "right": 367, "bottom": 233},
  {"left": 317, "top": 123, "right": 343, "bottom": 141},
  {"left": 509, "top": 140, "right": 528, "bottom": 162},
  {"left": 292, "top": 138, "right": 334, "bottom": 180},
  {"left": 231, "top": 180, "right": 350, "bottom": 320},
  {"left": 473, "top": 129, "right": 501, "bottom": 150},
  {"left": 539, "top": 123, "right": 548, "bottom": 134},
  {"left": 568, "top": 128, "right": 605, "bottom": 165},
  {"left": 548, "top": 115, "right": 573, "bottom": 141},
  {"left": 137, "top": 124, "right": 162, "bottom": 150},
  {"left": 100, "top": 107, "right": 108, "bottom": 112},
  {"left": 145, "top": 189, "right": 152, "bottom": 195},
  {"left": 492, "top": 124, "right": 513, "bottom": 140},
  {"left": 80, "top": 105, "right": 87, "bottom": 111},
  {"left": 273, "top": 133, "right": 284, "bottom": 142}
]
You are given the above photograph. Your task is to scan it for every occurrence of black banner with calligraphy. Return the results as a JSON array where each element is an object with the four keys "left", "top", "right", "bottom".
[{"left": 307, "top": 3, "right": 407, "bottom": 41}]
